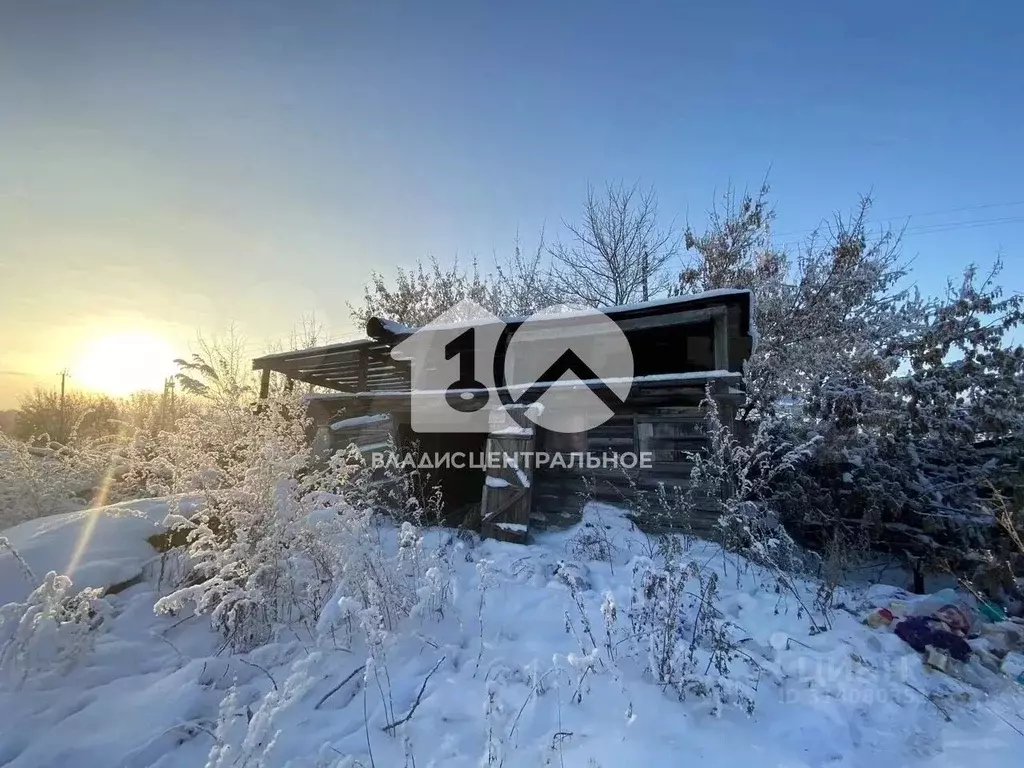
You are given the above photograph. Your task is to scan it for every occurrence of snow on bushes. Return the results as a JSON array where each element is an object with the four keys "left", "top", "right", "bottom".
[
  {"left": 0, "top": 570, "right": 109, "bottom": 690},
  {"left": 134, "top": 393, "right": 457, "bottom": 655},
  {"left": 1, "top": 492, "right": 1022, "bottom": 766},
  {"left": 680, "top": 187, "right": 1024, "bottom": 579},
  {"left": 0, "top": 430, "right": 112, "bottom": 529},
  {"left": 1, "top": 378, "right": 1021, "bottom": 765}
]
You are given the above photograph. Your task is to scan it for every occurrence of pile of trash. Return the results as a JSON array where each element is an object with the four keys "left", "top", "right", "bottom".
[{"left": 863, "top": 586, "right": 1024, "bottom": 684}]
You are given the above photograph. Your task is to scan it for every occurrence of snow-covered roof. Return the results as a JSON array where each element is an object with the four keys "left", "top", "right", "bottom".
[
  {"left": 590, "top": 287, "right": 752, "bottom": 317},
  {"left": 261, "top": 289, "right": 753, "bottom": 395}
]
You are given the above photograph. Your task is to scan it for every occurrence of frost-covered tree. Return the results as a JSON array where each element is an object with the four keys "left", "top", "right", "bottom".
[
  {"left": 677, "top": 183, "right": 787, "bottom": 299},
  {"left": 13, "top": 387, "right": 122, "bottom": 444},
  {"left": 349, "top": 255, "right": 503, "bottom": 328},
  {"left": 894, "top": 260, "right": 1024, "bottom": 454},
  {"left": 680, "top": 186, "right": 909, "bottom": 422},
  {"left": 350, "top": 238, "right": 563, "bottom": 329},
  {"left": 809, "top": 261, "right": 1024, "bottom": 572},
  {"left": 288, "top": 312, "right": 327, "bottom": 351},
  {"left": 681, "top": 185, "right": 1024, "bottom": 581},
  {"left": 494, "top": 231, "right": 560, "bottom": 315},
  {"left": 770, "top": 265, "right": 1023, "bottom": 579}
]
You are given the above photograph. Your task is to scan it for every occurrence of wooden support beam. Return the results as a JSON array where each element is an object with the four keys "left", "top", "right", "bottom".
[
  {"left": 618, "top": 306, "right": 719, "bottom": 332},
  {"left": 712, "top": 307, "right": 729, "bottom": 371},
  {"left": 252, "top": 340, "right": 383, "bottom": 369},
  {"left": 255, "top": 368, "right": 272, "bottom": 414},
  {"left": 357, "top": 347, "right": 368, "bottom": 392}
]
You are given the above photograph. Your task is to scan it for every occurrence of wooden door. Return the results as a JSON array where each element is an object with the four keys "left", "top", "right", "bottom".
[{"left": 480, "top": 430, "right": 534, "bottom": 543}]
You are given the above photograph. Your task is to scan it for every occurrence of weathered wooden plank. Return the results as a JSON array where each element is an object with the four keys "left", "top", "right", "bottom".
[
  {"left": 480, "top": 432, "right": 534, "bottom": 543},
  {"left": 318, "top": 365, "right": 408, "bottom": 380},
  {"left": 586, "top": 436, "right": 636, "bottom": 450},
  {"left": 256, "top": 342, "right": 391, "bottom": 368},
  {"left": 712, "top": 307, "right": 729, "bottom": 371}
]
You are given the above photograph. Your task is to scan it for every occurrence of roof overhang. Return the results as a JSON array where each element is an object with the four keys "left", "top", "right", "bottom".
[{"left": 253, "top": 289, "right": 753, "bottom": 394}]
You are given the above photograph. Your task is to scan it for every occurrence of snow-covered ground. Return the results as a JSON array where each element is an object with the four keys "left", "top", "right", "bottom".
[
  {"left": 0, "top": 496, "right": 199, "bottom": 606},
  {"left": 1, "top": 500, "right": 1021, "bottom": 768}
]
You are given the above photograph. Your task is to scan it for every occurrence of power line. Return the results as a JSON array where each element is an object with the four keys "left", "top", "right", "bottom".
[
  {"left": 770, "top": 199, "right": 1024, "bottom": 245},
  {"left": 773, "top": 211, "right": 1024, "bottom": 252},
  {"left": 897, "top": 214, "right": 1024, "bottom": 236}
]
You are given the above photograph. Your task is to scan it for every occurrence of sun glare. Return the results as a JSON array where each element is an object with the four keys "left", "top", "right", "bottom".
[{"left": 74, "top": 331, "right": 178, "bottom": 396}]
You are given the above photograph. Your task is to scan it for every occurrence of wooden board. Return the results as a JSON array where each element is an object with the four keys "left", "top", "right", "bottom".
[{"left": 480, "top": 431, "right": 534, "bottom": 543}]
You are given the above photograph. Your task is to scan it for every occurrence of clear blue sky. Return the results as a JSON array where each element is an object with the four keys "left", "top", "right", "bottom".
[{"left": 0, "top": 1, "right": 1022, "bottom": 404}]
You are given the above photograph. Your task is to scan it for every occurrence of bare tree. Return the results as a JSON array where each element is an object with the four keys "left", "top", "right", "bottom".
[
  {"left": 265, "top": 313, "right": 330, "bottom": 395},
  {"left": 288, "top": 312, "right": 327, "bottom": 351},
  {"left": 549, "top": 182, "right": 680, "bottom": 307}
]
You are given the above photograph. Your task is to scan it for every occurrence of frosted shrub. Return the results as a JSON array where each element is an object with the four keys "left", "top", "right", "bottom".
[
  {"left": 619, "top": 476, "right": 693, "bottom": 559},
  {"left": 144, "top": 389, "right": 455, "bottom": 655},
  {"left": 626, "top": 557, "right": 753, "bottom": 715},
  {"left": 717, "top": 501, "right": 806, "bottom": 576},
  {"left": 154, "top": 482, "right": 306, "bottom": 651},
  {"left": 310, "top": 446, "right": 454, "bottom": 647},
  {"left": 694, "top": 393, "right": 814, "bottom": 562},
  {"left": 207, "top": 653, "right": 323, "bottom": 768},
  {"left": 552, "top": 543, "right": 752, "bottom": 715},
  {"left": 118, "top": 394, "right": 270, "bottom": 499},
  {"left": 0, "top": 570, "right": 110, "bottom": 689},
  {"left": 689, "top": 391, "right": 830, "bottom": 630},
  {"left": 152, "top": 394, "right": 325, "bottom": 651},
  {"left": 0, "top": 429, "right": 113, "bottom": 529},
  {"left": 567, "top": 512, "right": 617, "bottom": 564}
]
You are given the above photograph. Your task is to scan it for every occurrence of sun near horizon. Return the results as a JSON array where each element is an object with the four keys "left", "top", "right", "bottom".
[{"left": 72, "top": 330, "right": 179, "bottom": 397}]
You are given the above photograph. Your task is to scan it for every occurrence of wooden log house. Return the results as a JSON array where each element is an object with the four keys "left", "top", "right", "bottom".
[{"left": 252, "top": 289, "right": 755, "bottom": 542}]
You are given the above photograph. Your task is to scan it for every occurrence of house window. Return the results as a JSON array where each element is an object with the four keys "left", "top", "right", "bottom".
[{"left": 635, "top": 414, "right": 705, "bottom": 465}]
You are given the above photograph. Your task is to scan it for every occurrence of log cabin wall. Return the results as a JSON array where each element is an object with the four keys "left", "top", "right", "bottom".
[
  {"left": 530, "top": 301, "right": 748, "bottom": 534},
  {"left": 531, "top": 384, "right": 735, "bottom": 536}
]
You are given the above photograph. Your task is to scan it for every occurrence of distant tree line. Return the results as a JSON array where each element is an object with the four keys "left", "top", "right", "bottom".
[{"left": 8, "top": 387, "right": 178, "bottom": 446}]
